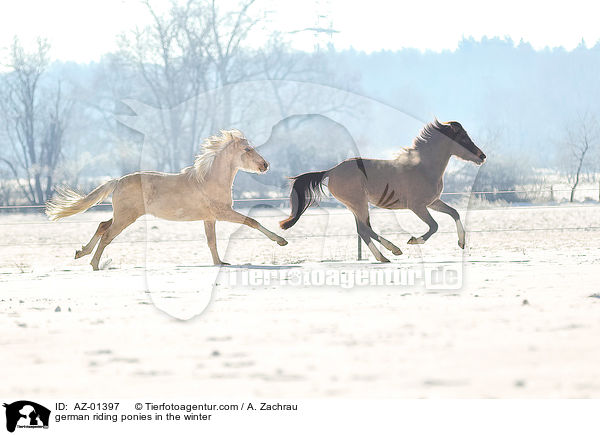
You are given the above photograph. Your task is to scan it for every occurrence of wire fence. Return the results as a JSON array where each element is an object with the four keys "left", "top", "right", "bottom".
[
  {"left": 2, "top": 224, "right": 600, "bottom": 248},
  {"left": 0, "top": 188, "right": 599, "bottom": 250},
  {"left": 1, "top": 187, "right": 599, "bottom": 211},
  {"left": 0, "top": 202, "right": 599, "bottom": 227}
]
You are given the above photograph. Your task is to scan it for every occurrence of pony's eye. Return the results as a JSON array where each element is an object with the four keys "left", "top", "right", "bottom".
[{"left": 244, "top": 147, "right": 252, "bottom": 152}]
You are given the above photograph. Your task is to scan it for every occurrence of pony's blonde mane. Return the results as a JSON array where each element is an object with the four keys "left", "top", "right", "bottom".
[{"left": 192, "top": 129, "right": 245, "bottom": 181}]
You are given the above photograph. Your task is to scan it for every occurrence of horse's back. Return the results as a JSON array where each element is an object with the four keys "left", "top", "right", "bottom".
[
  {"left": 112, "top": 171, "right": 207, "bottom": 220},
  {"left": 327, "top": 158, "right": 398, "bottom": 206}
]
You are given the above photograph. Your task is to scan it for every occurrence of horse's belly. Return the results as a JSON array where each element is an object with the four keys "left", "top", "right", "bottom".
[
  {"left": 367, "top": 178, "right": 442, "bottom": 210},
  {"left": 150, "top": 210, "right": 203, "bottom": 221},
  {"left": 145, "top": 200, "right": 209, "bottom": 221},
  {"left": 367, "top": 186, "right": 409, "bottom": 209}
]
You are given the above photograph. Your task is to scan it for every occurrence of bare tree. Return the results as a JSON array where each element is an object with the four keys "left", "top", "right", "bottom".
[
  {"left": 113, "top": 0, "right": 355, "bottom": 182},
  {"left": 561, "top": 112, "right": 599, "bottom": 202},
  {"left": 117, "top": 0, "right": 205, "bottom": 171},
  {"left": 115, "top": 0, "right": 262, "bottom": 171},
  {"left": 203, "top": 0, "right": 261, "bottom": 126},
  {"left": 0, "top": 168, "right": 16, "bottom": 206},
  {"left": 0, "top": 38, "right": 71, "bottom": 205}
]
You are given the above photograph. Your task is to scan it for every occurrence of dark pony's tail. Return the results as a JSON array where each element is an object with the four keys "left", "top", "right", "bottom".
[{"left": 279, "top": 170, "right": 328, "bottom": 230}]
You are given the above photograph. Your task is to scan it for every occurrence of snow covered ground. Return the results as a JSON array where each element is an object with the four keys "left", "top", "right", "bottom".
[{"left": 1, "top": 203, "right": 600, "bottom": 398}]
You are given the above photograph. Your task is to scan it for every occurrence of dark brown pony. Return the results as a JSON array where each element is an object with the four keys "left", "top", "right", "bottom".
[{"left": 280, "top": 120, "right": 486, "bottom": 262}]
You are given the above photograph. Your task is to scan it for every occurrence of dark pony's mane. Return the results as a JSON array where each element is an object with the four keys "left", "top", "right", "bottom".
[{"left": 412, "top": 119, "right": 448, "bottom": 149}]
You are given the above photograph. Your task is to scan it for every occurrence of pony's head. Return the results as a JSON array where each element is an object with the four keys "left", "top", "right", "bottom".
[
  {"left": 194, "top": 129, "right": 269, "bottom": 181},
  {"left": 228, "top": 130, "right": 269, "bottom": 174},
  {"left": 439, "top": 121, "right": 486, "bottom": 165}
]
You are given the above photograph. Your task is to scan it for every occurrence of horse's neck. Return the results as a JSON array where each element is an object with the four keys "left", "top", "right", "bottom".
[
  {"left": 416, "top": 144, "right": 452, "bottom": 180},
  {"left": 203, "top": 153, "right": 238, "bottom": 197}
]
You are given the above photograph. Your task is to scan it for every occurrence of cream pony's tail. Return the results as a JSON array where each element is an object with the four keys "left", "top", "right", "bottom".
[{"left": 45, "top": 179, "right": 118, "bottom": 221}]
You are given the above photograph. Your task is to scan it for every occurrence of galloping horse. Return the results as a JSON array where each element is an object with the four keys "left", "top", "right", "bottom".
[
  {"left": 280, "top": 120, "right": 486, "bottom": 262},
  {"left": 46, "top": 129, "right": 287, "bottom": 270}
]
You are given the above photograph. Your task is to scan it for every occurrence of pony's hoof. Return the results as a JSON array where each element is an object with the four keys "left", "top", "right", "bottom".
[
  {"left": 277, "top": 239, "right": 288, "bottom": 246},
  {"left": 90, "top": 264, "right": 99, "bottom": 271},
  {"left": 217, "top": 261, "right": 230, "bottom": 266},
  {"left": 74, "top": 250, "right": 83, "bottom": 259},
  {"left": 392, "top": 248, "right": 403, "bottom": 255},
  {"left": 407, "top": 236, "right": 425, "bottom": 245},
  {"left": 458, "top": 240, "right": 465, "bottom": 249},
  {"left": 379, "top": 257, "right": 391, "bottom": 263}
]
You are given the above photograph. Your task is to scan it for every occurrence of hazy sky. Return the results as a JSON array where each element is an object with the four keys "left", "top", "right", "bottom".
[{"left": 1, "top": 0, "right": 599, "bottom": 62}]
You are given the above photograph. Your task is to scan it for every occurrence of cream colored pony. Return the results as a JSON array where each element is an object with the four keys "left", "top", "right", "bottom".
[{"left": 46, "top": 130, "right": 287, "bottom": 270}]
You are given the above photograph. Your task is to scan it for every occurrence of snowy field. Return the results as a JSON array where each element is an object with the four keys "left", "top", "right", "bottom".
[{"left": 1, "top": 204, "right": 600, "bottom": 398}]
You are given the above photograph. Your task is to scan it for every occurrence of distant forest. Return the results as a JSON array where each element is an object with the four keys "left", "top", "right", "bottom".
[{"left": 345, "top": 37, "right": 600, "bottom": 164}]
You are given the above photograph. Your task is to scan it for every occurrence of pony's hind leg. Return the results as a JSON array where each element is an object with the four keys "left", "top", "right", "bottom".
[
  {"left": 329, "top": 174, "right": 400, "bottom": 260},
  {"left": 363, "top": 216, "right": 402, "bottom": 256},
  {"left": 75, "top": 219, "right": 112, "bottom": 259},
  {"left": 353, "top": 217, "right": 390, "bottom": 262},
  {"left": 345, "top": 201, "right": 394, "bottom": 262},
  {"left": 89, "top": 216, "right": 137, "bottom": 271},
  {"left": 333, "top": 190, "right": 399, "bottom": 261}
]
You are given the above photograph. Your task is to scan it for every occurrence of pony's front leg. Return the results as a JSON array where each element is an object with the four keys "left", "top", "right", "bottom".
[
  {"left": 218, "top": 210, "right": 288, "bottom": 246},
  {"left": 204, "top": 220, "right": 229, "bottom": 265},
  {"left": 428, "top": 199, "right": 466, "bottom": 249},
  {"left": 407, "top": 206, "right": 439, "bottom": 245}
]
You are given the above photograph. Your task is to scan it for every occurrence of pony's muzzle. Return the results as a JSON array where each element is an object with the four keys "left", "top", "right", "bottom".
[
  {"left": 476, "top": 151, "right": 486, "bottom": 164},
  {"left": 260, "top": 161, "right": 269, "bottom": 172}
]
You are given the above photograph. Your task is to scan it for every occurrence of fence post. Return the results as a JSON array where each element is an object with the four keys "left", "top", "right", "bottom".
[
  {"left": 357, "top": 235, "right": 362, "bottom": 261},
  {"left": 550, "top": 185, "right": 554, "bottom": 202}
]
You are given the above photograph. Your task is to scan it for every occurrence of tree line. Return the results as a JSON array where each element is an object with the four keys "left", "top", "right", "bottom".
[{"left": 1, "top": 1, "right": 599, "bottom": 205}]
